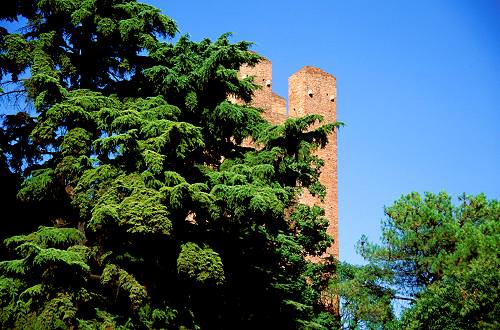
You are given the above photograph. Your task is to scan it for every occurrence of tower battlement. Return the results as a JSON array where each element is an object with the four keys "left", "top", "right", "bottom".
[{"left": 236, "top": 58, "right": 339, "bottom": 257}]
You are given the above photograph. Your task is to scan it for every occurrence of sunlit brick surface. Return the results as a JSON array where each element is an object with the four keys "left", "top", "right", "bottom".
[{"left": 233, "top": 59, "right": 338, "bottom": 258}]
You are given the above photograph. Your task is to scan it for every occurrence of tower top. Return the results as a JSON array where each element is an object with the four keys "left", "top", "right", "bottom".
[
  {"left": 291, "top": 66, "right": 336, "bottom": 80},
  {"left": 234, "top": 58, "right": 338, "bottom": 258}
]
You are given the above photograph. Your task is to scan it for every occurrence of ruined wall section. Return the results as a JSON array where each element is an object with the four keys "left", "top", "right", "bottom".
[
  {"left": 237, "top": 58, "right": 287, "bottom": 124},
  {"left": 231, "top": 59, "right": 338, "bottom": 258},
  {"left": 288, "top": 67, "right": 338, "bottom": 258}
]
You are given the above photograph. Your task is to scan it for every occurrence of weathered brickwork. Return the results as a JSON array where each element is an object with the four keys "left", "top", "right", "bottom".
[
  {"left": 235, "top": 59, "right": 339, "bottom": 258},
  {"left": 235, "top": 58, "right": 287, "bottom": 124}
]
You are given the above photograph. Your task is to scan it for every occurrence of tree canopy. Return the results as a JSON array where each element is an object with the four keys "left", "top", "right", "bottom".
[
  {"left": 0, "top": 0, "right": 342, "bottom": 329},
  {"left": 333, "top": 192, "right": 500, "bottom": 330},
  {"left": 3, "top": 2, "right": 497, "bottom": 330}
]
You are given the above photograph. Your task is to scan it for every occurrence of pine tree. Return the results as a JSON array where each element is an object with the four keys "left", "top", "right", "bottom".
[
  {"left": 339, "top": 192, "right": 499, "bottom": 329},
  {"left": 0, "top": 1, "right": 341, "bottom": 328}
]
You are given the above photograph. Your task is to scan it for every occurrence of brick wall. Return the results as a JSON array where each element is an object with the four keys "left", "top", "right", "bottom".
[
  {"left": 232, "top": 59, "right": 338, "bottom": 258},
  {"left": 288, "top": 66, "right": 338, "bottom": 258},
  {"left": 237, "top": 58, "right": 287, "bottom": 124}
]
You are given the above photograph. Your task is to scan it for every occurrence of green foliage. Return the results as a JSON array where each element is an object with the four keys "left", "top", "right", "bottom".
[
  {"left": 291, "top": 204, "right": 332, "bottom": 255},
  {"left": 33, "top": 293, "right": 77, "bottom": 330},
  {"left": 331, "top": 263, "right": 396, "bottom": 329},
  {"left": 0, "top": 225, "right": 90, "bottom": 328},
  {"left": 345, "top": 192, "right": 500, "bottom": 329},
  {"left": 5, "top": 226, "right": 84, "bottom": 249},
  {"left": 0, "top": 1, "right": 341, "bottom": 328},
  {"left": 101, "top": 264, "right": 147, "bottom": 310},
  {"left": 137, "top": 304, "right": 179, "bottom": 329},
  {"left": 177, "top": 242, "right": 225, "bottom": 286},
  {"left": 17, "top": 168, "right": 57, "bottom": 202}
]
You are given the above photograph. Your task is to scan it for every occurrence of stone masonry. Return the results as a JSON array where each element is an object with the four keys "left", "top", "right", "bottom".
[{"left": 234, "top": 58, "right": 338, "bottom": 258}]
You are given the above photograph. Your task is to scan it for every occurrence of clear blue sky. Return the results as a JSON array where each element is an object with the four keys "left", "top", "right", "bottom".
[{"left": 150, "top": 0, "right": 500, "bottom": 264}]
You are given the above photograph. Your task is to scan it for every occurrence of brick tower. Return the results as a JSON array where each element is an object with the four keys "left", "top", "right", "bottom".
[{"left": 236, "top": 59, "right": 339, "bottom": 258}]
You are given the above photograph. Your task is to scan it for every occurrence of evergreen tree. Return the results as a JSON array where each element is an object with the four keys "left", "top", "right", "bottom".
[
  {"left": 0, "top": 1, "right": 341, "bottom": 328},
  {"left": 338, "top": 192, "right": 499, "bottom": 329}
]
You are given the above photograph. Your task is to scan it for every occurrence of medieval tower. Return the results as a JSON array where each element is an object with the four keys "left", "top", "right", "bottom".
[{"left": 236, "top": 58, "right": 339, "bottom": 257}]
